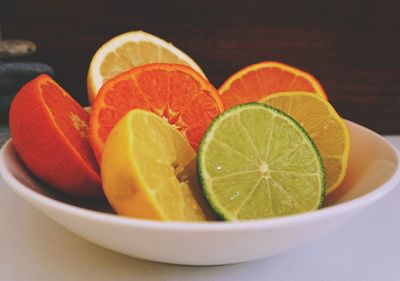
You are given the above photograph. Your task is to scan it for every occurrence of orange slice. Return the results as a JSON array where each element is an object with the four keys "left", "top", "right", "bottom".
[
  {"left": 219, "top": 61, "right": 327, "bottom": 109},
  {"left": 90, "top": 63, "right": 224, "bottom": 164},
  {"left": 261, "top": 92, "right": 350, "bottom": 194},
  {"left": 9, "top": 74, "right": 102, "bottom": 197}
]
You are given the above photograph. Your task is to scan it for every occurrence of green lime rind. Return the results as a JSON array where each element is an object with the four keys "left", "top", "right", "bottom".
[{"left": 197, "top": 102, "right": 326, "bottom": 221}]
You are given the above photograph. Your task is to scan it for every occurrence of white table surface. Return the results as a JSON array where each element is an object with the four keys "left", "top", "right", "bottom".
[{"left": 0, "top": 136, "right": 399, "bottom": 281}]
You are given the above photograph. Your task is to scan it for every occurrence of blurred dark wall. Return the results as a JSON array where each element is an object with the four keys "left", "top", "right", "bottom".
[{"left": 2, "top": 0, "right": 400, "bottom": 133}]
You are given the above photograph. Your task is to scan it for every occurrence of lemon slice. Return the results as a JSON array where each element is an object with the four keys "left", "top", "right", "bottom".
[
  {"left": 198, "top": 103, "right": 325, "bottom": 221},
  {"left": 87, "top": 30, "right": 206, "bottom": 104},
  {"left": 261, "top": 92, "right": 350, "bottom": 194},
  {"left": 101, "top": 109, "right": 213, "bottom": 221}
]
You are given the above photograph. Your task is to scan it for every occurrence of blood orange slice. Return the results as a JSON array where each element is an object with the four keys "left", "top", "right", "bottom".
[
  {"left": 219, "top": 61, "right": 327, "bottom": 109},
  {"left": 9, "top": 74, "right": 102, "bottom": 197},
  {"left": 90, "top": 63, "right": 224, "bottom": 163}
]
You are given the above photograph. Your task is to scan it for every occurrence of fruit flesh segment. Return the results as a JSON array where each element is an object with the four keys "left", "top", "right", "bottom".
[
  {"left": 41, "top": 81, "right": 99, "bottom": 173},
  {"left": 131, "top": 114, "right": 207, "bottom": 220},
  {"left": 102, "top": 110, "right": 212, "bottom": 221},
  {"left": 200, "top": 104, "right": 324, "bottom": 220}
]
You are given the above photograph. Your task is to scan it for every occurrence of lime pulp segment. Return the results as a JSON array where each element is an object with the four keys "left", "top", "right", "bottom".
[{"left": 197, "top": 103, "right": 326, "bottom": 221}]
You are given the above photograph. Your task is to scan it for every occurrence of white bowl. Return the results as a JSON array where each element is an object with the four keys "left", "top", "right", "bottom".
[{"left": 1, "top": 121, "right": 399, "bottom": 265}]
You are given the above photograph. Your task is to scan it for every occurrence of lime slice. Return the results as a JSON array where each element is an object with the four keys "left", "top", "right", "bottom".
[{"left": 197, "top": 103, "right": 326, "bottom": 221}]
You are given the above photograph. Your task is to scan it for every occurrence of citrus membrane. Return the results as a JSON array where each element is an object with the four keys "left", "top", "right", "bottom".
[{"left": 197, "top": 102, "right": 326, "bottom": 220}]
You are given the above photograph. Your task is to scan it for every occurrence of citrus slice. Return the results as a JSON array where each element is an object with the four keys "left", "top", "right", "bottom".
[
  {"left": 198, "top": 102, "right": 325, "bottom": 221},
  {"left": 87, "top": 30, "right": 206, "bottom": 103},
  {"left": 261, "top": 92, "right": 350, "bottom": 194},
  {"left": 219, "top": 61, "right": 327, "bottom": 109},
  {"left": 102, "top": 109, "right": 214, "bottom": 221},
  {"left": 9, "top": 74, "right": 102, "bottom": 197},
  {"left": 90, "top": 63, "right": 223, "bottom": 164}
]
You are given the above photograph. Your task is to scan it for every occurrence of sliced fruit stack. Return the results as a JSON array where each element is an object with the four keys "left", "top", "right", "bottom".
[
  {"left": 92, "top": 63, "right": 223, "bottom": 220},
  {"left": 8, "top": 31, "right": 350, "bottom": 222},
  {"left": 87, "top": 31, "right": 206, "bottom": 104}
]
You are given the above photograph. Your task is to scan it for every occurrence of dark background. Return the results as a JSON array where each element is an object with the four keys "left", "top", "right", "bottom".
[{"left": 2, "top": 0, "right": 399, "bottom": 133}]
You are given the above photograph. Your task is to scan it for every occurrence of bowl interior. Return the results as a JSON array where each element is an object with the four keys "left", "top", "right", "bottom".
[
  {"left": 325, "top": 121, "right": 399, "bottom": 206},
  {"left": 1, "top": 120, "right": 399, "bottom": 220}
]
